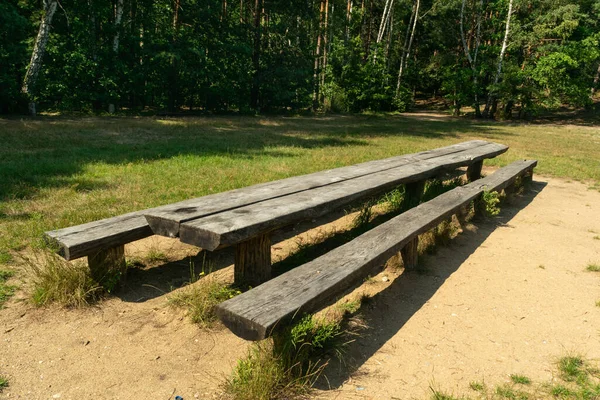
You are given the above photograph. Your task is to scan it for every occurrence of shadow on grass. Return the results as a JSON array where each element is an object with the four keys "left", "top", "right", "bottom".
[
  {"left": 315, "top": 180, "right": 547, "bottom": 391},
  {"left": 0, "top": 114, "right": 505, "bottom": 202}
]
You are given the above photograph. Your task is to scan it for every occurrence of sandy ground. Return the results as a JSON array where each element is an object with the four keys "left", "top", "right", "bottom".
[{"left": 1, "top": 174, "right": 600, "bottom": 400}]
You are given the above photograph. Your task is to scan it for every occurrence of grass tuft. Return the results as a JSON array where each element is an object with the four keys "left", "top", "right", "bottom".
[
  {"left": 585, "top": 264, "right": 600, "bottom": 272},
  {"left": 0, "top": 375, "right": 8, "bottom": 391},
  {"left": 510, "top": 374, "right": 532, "bottom": 385},
  {"left": 144, "top": 248, "right": 169, "bottom": 264},
  {"left": 558, "top": 355, "right": 586, "bottom": 382},
  {"left": 168, "top": 275, "right": 241, "bottom": 328},
  {"left": 226, "top": 314, "right": 345, "bottom": 400},
  {"left": 25, "top": 253, "right": 103, "bottom": 308},
  {"left": 0, "top": 269, "right": 17, "bottom": 308},
  {"left": 430, "top": 386, "right": 466, "bottom": 400},
  {"left": 469, "top": 381, "right": 485, "bottom": 391}
]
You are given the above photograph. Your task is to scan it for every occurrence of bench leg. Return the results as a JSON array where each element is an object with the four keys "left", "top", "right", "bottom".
[
  {"left": 234, "top": 234, "right": 271, "bottom": 287},
  {"left": 402, "top": 180, "right": 426, "bottom": 212},
  {"left": 88, "top": 245, "right": 126, "bottom": 284},
  {"left": 401, "top": 237, "right": 419, "bottom": 270},
  {"left": 466, "top": 160, "right": 483, "bottom": 182}
]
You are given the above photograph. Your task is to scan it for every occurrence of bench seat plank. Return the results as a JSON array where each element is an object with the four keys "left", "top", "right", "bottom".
[
  {"left": 215, "top": 160, "right": 537, "bottom": 340},
  {"left": 176, "top": 142, "right": 508, "bottom": 250},
  {"left": 46, "top": 140, "right": 491, "bottom": 260}
]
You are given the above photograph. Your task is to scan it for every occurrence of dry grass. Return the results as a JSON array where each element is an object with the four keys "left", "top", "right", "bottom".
[{"left": 22, "top": 252, "right": 103, "bottom": 307}]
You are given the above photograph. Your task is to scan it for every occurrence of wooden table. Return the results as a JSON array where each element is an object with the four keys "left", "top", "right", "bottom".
[{"left": 143, "top": 140, "right": 507, "bottom": 286}]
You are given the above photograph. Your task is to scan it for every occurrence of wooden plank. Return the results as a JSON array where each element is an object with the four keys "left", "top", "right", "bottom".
[
  {"left": 234, "top": 234, "right": 272, "bottom": 286},
  {"left": 144, "top": 140, "right": 496, "bottom": 237},
  {"left": 215, "top": 160, "right": 537, "bottom": 340},
  {"left": 178, "top": 142, "right": 508, "bottom": 251},
  {"left": 46, "top": 140, "right": 491, "bottom": 260}
]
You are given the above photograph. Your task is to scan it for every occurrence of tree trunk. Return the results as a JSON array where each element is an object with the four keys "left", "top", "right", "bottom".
[
  {"left": 109, "top": 0, "right": 124, "bottom": 114},
  {"left": 22, "top": 0, "right": 58, "bottom": 116},
  {"left": 312, "top": 0, "right": 325, "bottom": 110},
  {"left": 484, "top": 0, "right": 513, "bottom": 118},
  {"left": 396, "top": 0, "right": 419, "bottom": 95},
  {"left": 250, "top": 0, "right": 262, "bottom": 111}
]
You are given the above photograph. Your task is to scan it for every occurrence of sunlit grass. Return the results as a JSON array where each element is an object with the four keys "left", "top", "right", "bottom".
[{"left": 1, "top": 115, "right": 599, "bottom": 262}]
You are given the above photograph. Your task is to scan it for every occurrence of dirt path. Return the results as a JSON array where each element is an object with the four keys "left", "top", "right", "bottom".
[{"left": 2, "top": 175, "right": 600, "bottom": 399}]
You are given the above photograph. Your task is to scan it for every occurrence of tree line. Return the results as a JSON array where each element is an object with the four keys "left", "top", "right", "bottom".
[{"left": 1, "top": 0, "right": 599, "bottom": 117}]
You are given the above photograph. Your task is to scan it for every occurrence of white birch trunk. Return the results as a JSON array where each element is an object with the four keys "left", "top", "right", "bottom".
[
  {"left": 485, "top": 0, "right": 513, "bottom": 117},
  {"left": 591, "top": 62, "right": 600, "bottom": 96},
  {"left": 373, "top": 0, "right": 394, "bottom": 63},
  {"left": 461, "top": 0, "right": 484, "bottom": 116},
  {"left": 22, "top": 0, "right": 58, "bottom": 116},
  {"left": 396, "top": 0, "right": 419, "bottom": 95}
]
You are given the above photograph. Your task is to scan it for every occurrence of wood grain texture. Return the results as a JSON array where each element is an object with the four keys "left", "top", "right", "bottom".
[
  {"left": 215, "top": 160, "right": 537, "bottom": 340},
  {"left": 145, "top": 140, "right": 495, "bottom": 237},
  {"left": 46, "top": 140, "right": 491, "bottom": 260},
  {"left": 178, "top": 142, "right": 508, "bottom": 250},
  {"left": 234, "top": 234, "right": 272, "bottom": 286}
]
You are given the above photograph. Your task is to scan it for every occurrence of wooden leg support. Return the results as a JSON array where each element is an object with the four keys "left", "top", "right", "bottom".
[
  {"left": 467, "top": 160, "right": 483, "bottom": 182},
  {"left": 401, "top": 237, "right": 419, "bottom": 270},
  {"left": 88, "top": 245, "right": 126, "bottom": 283},
  {"left": 402, "top": 180, "right": 426, "bottom": 212},
  {"left": 234, "top": 234, "right": 271, "bottom": 287}
]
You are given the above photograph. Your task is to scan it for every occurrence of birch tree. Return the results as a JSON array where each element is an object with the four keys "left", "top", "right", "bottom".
[
  {"left": 109, "top": 0, "right": 124, "bottom": 114},
  {"left": 22, "top": 0, "right": 58, "bottom": 116},
  {"left": 396, "top": 0, "right": 419, "bottom": 96},
  {"left": 484, "top": 0, "right": 513, "bottom": 118}
]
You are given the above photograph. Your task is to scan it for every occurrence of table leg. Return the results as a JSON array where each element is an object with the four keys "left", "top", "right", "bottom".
[
  {"left": 234, "top": 234, "right": 272, "bottom": 287},
  {"left": 467, "top": 160, "right": 483, "bottom": 182},
  {"left": 88, "top": 245, "right": 126, "bottom": 284}
]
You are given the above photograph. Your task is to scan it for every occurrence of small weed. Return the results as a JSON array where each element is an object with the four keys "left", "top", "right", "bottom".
[
  {"left": 429, "top": 387, "right": 465, "bottom": 400},
  {"left": 0, "top": 269, "right": 17, "bottom": 308},
  {"left": 0, "top": 375, "right": 8, "bottom": 390},
  {"left": 381, "top": 188, "right": 405, "bottom": 212},
  {"left": 558, "top": 356, "right": 586, "bottom": 382},
  {"left": 24, "top": 252, "right": 103, "bottom": 307},
  {"left": 593, "top": 236, "right": 600, "bottom": 240},
  {"left": 586, "top": 264, "right": 600, "bottom": 272},
  {"left": 168, "top": 276, "right": 241, "bottom": 327},
  {"left": 495, "top": 384, "right": 528, "bottom": 399},
  {"left": 145, "top": 248, "right": 169, "bottom": 264},
  {"left": 595, "top": 300, "right": 600, "bottom": 307},
  {"left": 352, "top": 198, "right": 376, "bottom": 228},
  {"left": 510, "top": 374, "right": 532, "bottom": 385},
  {"left": 336, "top": 299, "right": 361, "bottom": 315},
  {"left": 550, "top": 384, "right": 573, "bottom": 397},
  {"left": 480, "top": 190, "right": 501, "bottom": 217},
  {"left": 469, "top": 381, "right": 485, "bottom": 391}
]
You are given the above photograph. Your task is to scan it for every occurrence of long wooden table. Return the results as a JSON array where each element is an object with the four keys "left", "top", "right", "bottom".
[{"left": 143, "top": 140, "right": 508, "bottom": 286}]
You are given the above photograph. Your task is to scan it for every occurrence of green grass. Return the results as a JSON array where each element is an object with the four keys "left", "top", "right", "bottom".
[
  {"left": 168, "top": 275, "right": 241, "bottom": 327},
  {"left": 586, "top": 264, "right": 600, "bottom": 272},
  {"left": 225, "top": 314, "right": 345, "bottom": 400},
  {"left": 0, "top": 375, "right": 8, "bottom": 391},
  {"left": 432, "top": 355, "right": 600, "bottom": 400},
  {"left": 0, "top": 269, "right": 16, "bottom": 308}
]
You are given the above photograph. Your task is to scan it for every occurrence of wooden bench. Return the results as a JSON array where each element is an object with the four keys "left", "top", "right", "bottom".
[
  {"left": 44, "top": 140, "right": 506, "bottom": 285},
  {"left": 215, "top": 160, "right": 537, "bottom": 340}
]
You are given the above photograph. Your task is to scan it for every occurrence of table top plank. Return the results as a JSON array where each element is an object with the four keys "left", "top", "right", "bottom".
[
  {"left": 177, "top": 142, "right": 508, "bottom": 250},
  {"left": 144, "top": 140, "right": 491, "bottom": 238}
]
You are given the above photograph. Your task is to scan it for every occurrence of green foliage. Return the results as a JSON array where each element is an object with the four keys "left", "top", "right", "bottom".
[
  {"left": 0, "top": 375, "right": 8, "bottom": 391},
  {"left": 585, "top": 264, "right": 600, "bottom": 272},
  {"left": 510, "top": 374, "right": 532, "bottom": 385},
  {"left": 481, "top": 191, "right": 501, "bottom": 217}
]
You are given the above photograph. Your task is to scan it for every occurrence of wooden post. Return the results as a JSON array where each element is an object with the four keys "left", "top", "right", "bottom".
[
  {"left": 87, "top": 245, "right": 126, "bottom": 283},
  {"left": 234, "top": 233, "right": 271, "bottom": 287},
  {"left": 400, "top": 180, "right": 425, "bottom": 269},
  {"left": 466, "top": 160, "right": 483, "bottom": 182},
  {"left": 523, "top": 168, "right": 534, "bottom": 184},
  {"left": 401, "top": 237, "right": 419, "bottom": 269},
  {"left": 401, "top": 180, "right": 426, "bottom": 212}
]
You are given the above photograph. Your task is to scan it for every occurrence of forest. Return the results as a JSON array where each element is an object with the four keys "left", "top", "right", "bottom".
[{"left": 1, "top": 0, "right": 599, "bottom": 117}]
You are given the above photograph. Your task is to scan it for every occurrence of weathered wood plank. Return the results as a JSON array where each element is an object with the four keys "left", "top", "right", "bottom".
[
  {"left": 178, "top": 143, "right": 508, "bottom": 250},
  {"left": 46, "top": 140, "right": 491, "bottom": 260},
  {"left": 145, "top": 140, "right": 495, "bottom": 237},
  {"left": 215, "top": 160, "right": 537, "bottom": 340}
]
